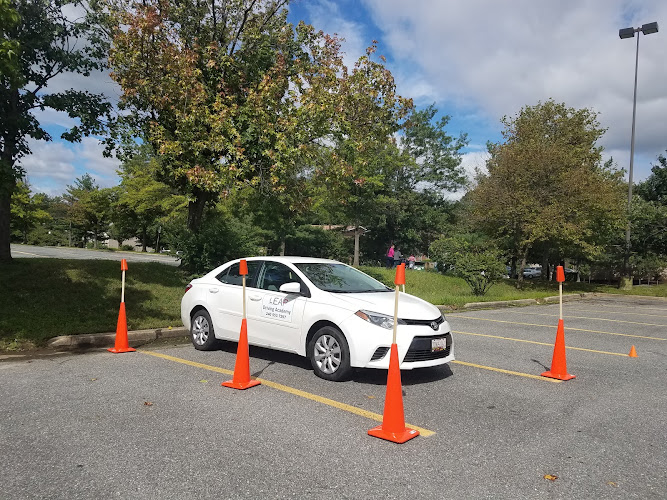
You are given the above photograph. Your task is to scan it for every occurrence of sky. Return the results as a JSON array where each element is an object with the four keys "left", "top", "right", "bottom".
[{"left": 21, "top": 0, "right": 667, "bottom": 198}]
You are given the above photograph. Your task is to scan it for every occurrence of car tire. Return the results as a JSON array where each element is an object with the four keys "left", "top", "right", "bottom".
[
  {"left": 190, "top": 309, "right": 219, "bottom": 351},
  {"left": 307, "top": 326, "right": 352, "bottom": 381}
]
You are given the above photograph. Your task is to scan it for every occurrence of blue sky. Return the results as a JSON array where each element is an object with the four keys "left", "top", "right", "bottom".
[{"left": 22, "top": 0, "right": 667, "bottom": 197}]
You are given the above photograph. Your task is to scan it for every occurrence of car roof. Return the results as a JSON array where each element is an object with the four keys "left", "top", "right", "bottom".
[{"left": 233, "top": 256, "right": 342, "bottom": 265}]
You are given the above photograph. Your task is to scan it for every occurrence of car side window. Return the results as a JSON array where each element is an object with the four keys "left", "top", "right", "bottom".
[
  {"left": 217, "top": 261, "right": 261, "bottom": 286},
  {"left": 256, "top": 262, "right": 302, "bottom": 292}
]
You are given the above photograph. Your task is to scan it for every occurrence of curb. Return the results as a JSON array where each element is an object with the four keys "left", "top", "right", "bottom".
[
  {"left": 441, "top": 292, "right": 599, "bottom": 312},
  {"left": 47, "top": 327, "right": 189, "bottom": 350}
]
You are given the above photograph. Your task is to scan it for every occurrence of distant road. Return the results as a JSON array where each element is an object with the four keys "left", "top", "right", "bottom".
[{"left": 10, "top": 244, "right": 181, "bottom": 266}]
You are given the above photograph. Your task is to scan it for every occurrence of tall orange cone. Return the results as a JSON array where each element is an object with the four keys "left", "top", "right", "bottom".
[
  {"left": 222, "top": 319, "right": 260, "bottom": 389},
  {"left": 109, "top": 259, "right": 135, "bottom": 353},
  {"left": 541, "top": 319, "right": 574, "bottom": 380},
  {"left": 628, "top": 345, "right": 638, "bottom": 357},
  {"left": 223, "top": 259, "right": 260, "bottom": 390},
  {"left": 541, "top": 266, "right": 573, "bottom": 380},
  {"left": 368, "top": 344, "right": 419, "bottom": 443},
  {"left": 368, "top": 263, "right": 419, "bottom": 443}
]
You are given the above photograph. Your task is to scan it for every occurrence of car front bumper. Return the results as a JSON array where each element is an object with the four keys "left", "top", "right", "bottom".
[{"left": 339, "top": 315, "right": 455, "bottom": 369}]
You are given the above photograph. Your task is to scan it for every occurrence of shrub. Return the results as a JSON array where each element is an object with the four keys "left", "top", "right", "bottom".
[{"left": 429, "top": 235, "right": 506, "bottom": 295}]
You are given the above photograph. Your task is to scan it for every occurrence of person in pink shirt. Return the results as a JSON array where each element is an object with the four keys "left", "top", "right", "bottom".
[{"left": 386, "top": 244, "right": 395, "bottom": 268}]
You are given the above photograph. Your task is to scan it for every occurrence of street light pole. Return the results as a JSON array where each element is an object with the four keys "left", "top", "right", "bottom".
[{"left": 619, "top": 22, "right": 659, "bottom": 288}]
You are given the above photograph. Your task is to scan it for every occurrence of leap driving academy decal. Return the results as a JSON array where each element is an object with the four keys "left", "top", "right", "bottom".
[{"left": 261, "top": 295, "right": 295, "bottom": 322}]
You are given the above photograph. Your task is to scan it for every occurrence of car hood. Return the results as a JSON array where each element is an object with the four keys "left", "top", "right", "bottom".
[{"left": 325, "top": 291, "right": 441, "bottom": 320}]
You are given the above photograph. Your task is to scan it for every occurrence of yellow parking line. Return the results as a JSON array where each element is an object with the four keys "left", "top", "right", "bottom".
[
  {"left": 509, "top": 311, "right": 667, "bottom": 327},
  {"left": 567, "top": 307, "right": 667, "bottom": 319},
  {"left": 454, "top": 316, "right": 666, "bottom": 341},
  {"left": 13, "top": 250, "right": 41, "bottom": 256},
  {"left": 139, "top": 350, "right": 435, "bottom": 437},
  {"left": 453, "top": 330, "right": 629, "bottom": 357},
  {"left": 451, "top": 360, "right": 562, "bottom": 383}
]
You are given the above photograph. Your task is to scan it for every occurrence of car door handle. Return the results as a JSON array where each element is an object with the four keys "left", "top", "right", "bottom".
[
  {"left": 209, "top": 288, "right": 219, "bottom": 293},
  {"left": 249, "top": 294, "right": 262, "bottom": 301}
]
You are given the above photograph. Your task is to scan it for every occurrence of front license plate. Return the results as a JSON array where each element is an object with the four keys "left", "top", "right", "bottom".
[{"left": 431, "top": 337, "right": 447, "bottom": 352}]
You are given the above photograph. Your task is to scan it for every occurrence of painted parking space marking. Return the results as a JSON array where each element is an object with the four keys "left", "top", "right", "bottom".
[
  {"left": 139, "top": 350, "right": 436, "bottom": 437},
  {"left": 506, "top": 311, "right": 667, "bottom": 327},
  {"left": 453, "top": 316, "right": 667, "bottom": 341},
  {"left": 453, "top": 330, "right": 630, "bottom": 357},
  {"left": 12, "top": 250, "right": 41, "bottom": 257},
  {"left": 568, "top": 307, "right": 667, "bottom": 319},
  {"left": 451, "top": 360, "right": 562, "bottom": 382}
]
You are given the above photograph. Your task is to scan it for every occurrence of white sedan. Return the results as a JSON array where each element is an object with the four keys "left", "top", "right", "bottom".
[{"left": 180, "top": 257, "right": 454, "bottom": 381}]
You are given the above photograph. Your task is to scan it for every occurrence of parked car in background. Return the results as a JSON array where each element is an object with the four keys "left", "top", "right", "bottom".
[
  {"left": 522, "top": 267, "right": 542, "bottom": 279},
  {"left": 181, "top": 257, "right": 454, "bottom": 381}
]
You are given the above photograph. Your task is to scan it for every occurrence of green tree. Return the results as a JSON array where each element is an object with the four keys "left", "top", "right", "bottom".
[
  {"left": 9, "top": 181, "right": 51, "bottom": 242},
  {"left": 104, "top": 0, "right": 346, "bottom": 233},
  {"left": 0, "top": 0, "right": 21, "bottom": 82},
  {"left": 64, "top": 174, "right": 112, "bottom": 248},
  {"left": 115, "top": 148, "right": 186, "bottom": 251},
  {"left": 468, "top": 100, "right": 626, "bottom": 285},
  {"left": 636, "top": 154, "right": 667, "bottom": 205},
  {"left": 429, "top": 234, "right": 507, "bottom": 295},
  {"left": 1, "top": 0, "right": 112, "bottom": 261}
]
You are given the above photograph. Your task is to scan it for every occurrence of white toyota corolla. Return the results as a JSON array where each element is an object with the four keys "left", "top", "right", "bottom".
[{"left": 180, "top": 257, "right": 454, "bottom": 381}]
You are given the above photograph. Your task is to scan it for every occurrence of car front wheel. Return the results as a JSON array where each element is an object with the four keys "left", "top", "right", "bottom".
[
  {"left": 191, "top": 309, "right": 219, "bottom": 351},
  {"left": 308, "top": 326, "right": 351, "bottom": 381}
]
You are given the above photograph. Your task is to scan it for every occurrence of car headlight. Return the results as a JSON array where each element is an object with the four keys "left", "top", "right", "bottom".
[{"left": 355, "top": 310, "right": 406, "bottom": 330}]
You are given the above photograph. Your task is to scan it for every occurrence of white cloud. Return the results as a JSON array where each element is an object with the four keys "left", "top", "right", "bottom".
[
  {"left": 303, "top": 0, "right": 370, "bottom": 68},
  {"left": 361, "top": 0, "right": 667, "bottom": 181},
  {"left": 20, "top": 138, "right": 120, "bottom": 196}
]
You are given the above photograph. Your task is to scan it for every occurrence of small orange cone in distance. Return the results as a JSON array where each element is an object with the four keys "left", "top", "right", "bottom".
[
  {"left": 222, "top": 319, "right": 260, "bottom": 390},
  {"left": 395, "top": 263, "right": 406, "bottom": 286},
  {"left": 108, "top": 302, "right": 136, "bottom": 353},
  {"left": 541, "top": 319, "right": 575, "bottom": 381},
  {"left": 368, "top": 344, "right": 419, "bottom": 443},
  {"left": 556, "top": 265, "right": 565, "bottom": 283},
  {"left": 629, "top": 345, "right": 638, "bottom": 358}
]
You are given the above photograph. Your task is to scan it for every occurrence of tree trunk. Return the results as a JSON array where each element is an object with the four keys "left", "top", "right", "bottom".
[
  {"left": 141, "top": 225, "right": 147, "bottom": 252},
  {"left": 516, "top": 246, "right": 530, "bottom": 288},
  {"left": 541, "top": 249, "right": 549, "bottom": 281},
  {"left": 0, "top": 187, "right": 12, "bottom": 261},
  {"left": 353, "top": 228, "right": 360, "bottom": 267},
  {"left": 279, "top": 238, "right": 285, "bottom": 256},
  {"left": 187, "top": 189, "right": 211, "bottom": 232}
]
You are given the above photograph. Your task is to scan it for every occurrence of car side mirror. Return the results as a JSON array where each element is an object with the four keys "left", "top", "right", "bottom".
[{"left": 279, "top": 282, "right": 302, "bottom": 294}]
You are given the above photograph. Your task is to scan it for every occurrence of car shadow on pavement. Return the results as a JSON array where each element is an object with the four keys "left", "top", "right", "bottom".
[
  {"left": 352, "top": 365, "right": 454, "bottom": 386},
  {"left": 205, "top": 340, "right": 455, "bottom": 386}
]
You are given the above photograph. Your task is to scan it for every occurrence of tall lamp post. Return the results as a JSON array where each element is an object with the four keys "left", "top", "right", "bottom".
[{"left": 619, "top": 22, "right": 659, "bottom": 287}]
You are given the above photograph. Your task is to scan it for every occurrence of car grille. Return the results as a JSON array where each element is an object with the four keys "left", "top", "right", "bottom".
[
  {"left": 370, "top": 346, "right": 390, "bottom": 361},
  {"left": 401, "top": 315, "right": 444, "bottom": 327},
  {"left": 403, "top": 332, "right": 452, "bottom": 362}
]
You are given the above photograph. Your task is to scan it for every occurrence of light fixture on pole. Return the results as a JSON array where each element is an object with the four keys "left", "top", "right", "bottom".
[{"left": 618, "top": 21, "right": 659, "bottom": 286}]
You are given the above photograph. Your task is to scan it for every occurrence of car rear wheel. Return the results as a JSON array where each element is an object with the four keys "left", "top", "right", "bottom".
[
  {"left": 308, "top": 326, "right": 351, "bottom": 381},
  {"left": 191, "top": 309, "right": 219, "bottom": 351}
]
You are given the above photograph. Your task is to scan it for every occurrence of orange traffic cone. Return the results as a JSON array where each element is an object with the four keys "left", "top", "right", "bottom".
[
  {"left": 628, "top": 345, "right": 638, "bottom": 358},
  {"left": 541, "top": 319, "right": 574, "bottom": 380},
  {"left": 108, "top": 302, "right": 136, "bottom": 353},
  {"left": 368, "top": 344, "right": 419, "bottom": 443},
  {"left": 222, "top": 319, "right": 261, "bottom": 390}
]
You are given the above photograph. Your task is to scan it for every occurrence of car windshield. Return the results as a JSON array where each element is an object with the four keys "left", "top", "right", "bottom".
[{"left": 295, "top": 263, "right": 391, "bottom": 293}]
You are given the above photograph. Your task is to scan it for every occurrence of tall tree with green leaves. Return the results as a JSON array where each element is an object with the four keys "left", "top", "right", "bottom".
[
  {"left": 104, "top": 0, "right": 347, "bottom": 233},
  {"left": 0, "top": 0, "right": 112, "bottom": 261},
  {"left": 9, "top": 181, "right": 51, "bottom": 242},
  {"left": 115, "top": 148, "right": 186, "bottom": 251},
  {"left": 469, "top": 100, "right": 626, "bottom": 284}
]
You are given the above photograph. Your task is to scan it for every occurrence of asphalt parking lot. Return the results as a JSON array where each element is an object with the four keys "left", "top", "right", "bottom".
[{"left": 1, "top": 295, "right": 665, "bottom": 499}]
